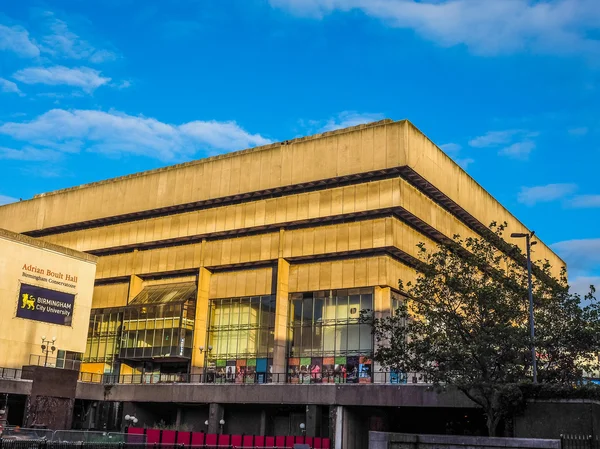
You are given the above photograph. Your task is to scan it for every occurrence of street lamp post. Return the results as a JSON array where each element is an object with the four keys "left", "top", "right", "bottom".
[
  {"left": 40, "top": 336, "right": 56, "bottom": 367},
  {"left": 198, "top": 346, "right": 213, "bottom": 382},
  {"left": 511, "top": 231, "right": 538, "bottom": 384}
]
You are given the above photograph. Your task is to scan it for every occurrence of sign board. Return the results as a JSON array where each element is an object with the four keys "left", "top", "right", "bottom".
[{"left": 16, "top": 283, "right": 75, "bottom": 326}]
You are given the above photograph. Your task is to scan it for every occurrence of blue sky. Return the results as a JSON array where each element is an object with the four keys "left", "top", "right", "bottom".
[{"left": 0, "top": 0, "right": 599, "bottom": 293}]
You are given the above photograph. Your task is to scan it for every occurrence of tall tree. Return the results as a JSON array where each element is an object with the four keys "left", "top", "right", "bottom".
[{"left": 370, "top": 223, "right": 598, "bottom": 436}]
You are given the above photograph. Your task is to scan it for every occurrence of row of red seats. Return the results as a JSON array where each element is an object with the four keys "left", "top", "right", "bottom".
[{"left": 128, "top": 427, "right": 331, "bottom": 448}]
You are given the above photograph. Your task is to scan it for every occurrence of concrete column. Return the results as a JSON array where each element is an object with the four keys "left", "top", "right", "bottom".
[
  {"left": 128, "top": 274, "right": 143, "bottom": 302},
  {"left": 306, "top": 405, "right": 322, "bottom": 437},
  {"left": 191, "top": 256, "right": 212, "bottom": 375},
  {"left": 260, "top": 409, "right": 267, "bottom": 435},
  {"left": 334, "top": 406, "right": 344, "bottom": 449},
  {"left": 208, "top": 403, "right": 224, "bottom": 434},
  {"left": 272, "top": 250, "right": 290, "bottom": 378},
  {"left": 373, "top": 286, "right": 391, "bottom": 383}
]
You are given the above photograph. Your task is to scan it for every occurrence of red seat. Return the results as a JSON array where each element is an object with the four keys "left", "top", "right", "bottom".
[
  {"left": 190, "top": 431, "right": 205, "bottom": 446},
  {"left": 176, "top": 431, "right": 191, "bottom": 445}
]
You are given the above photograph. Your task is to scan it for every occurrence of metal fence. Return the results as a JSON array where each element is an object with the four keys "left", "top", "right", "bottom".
[
  {"left": 28, "top": 356, "right": 81, "bottom": 371},
  {"left": 0, "top": 443, "right": 294, "bottom": 449},
  {"left": 561, "top": 435, "right": 600, "bottom": 449},
  {"left": 0, "top": 369, "right": 22, "bottom": 380},
  {"left": 0, "top": 429, "right": 145, "bottom": 444},
  {"left": 78, "top": 371, "right": 427, "bottom": 386}
]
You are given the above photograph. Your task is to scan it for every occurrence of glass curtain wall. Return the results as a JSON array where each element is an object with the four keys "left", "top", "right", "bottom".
[
  {"left": 288, "top": 288, "right": 374, "bottom": 384},
  {"left": 120, "top": 282, "right": 196, "bottom": 360},
  {"left": 206, "top": 295, "right": 276, "bottom": 383},
  {"left": 83, "top": 308, "right": 123, "bottom": 373}
]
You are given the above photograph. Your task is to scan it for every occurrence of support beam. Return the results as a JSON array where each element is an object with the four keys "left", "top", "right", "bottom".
[
  {"left": 208, "top": 403, "right": 224, "bottom": 434},
  {"left": 191, "top": 262, "right": 212, "bottom": 374},
  {"left": 272, "top": 245, "right": 290, "bottom": 377}
]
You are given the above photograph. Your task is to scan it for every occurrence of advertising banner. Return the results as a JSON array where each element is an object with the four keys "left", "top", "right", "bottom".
[{"left": 16, "top": 283, "right": 75, "bottom": 326}]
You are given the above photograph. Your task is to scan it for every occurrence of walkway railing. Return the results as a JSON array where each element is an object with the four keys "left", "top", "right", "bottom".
[
  {"left": 0, "top": 369, "right": 21, "bottom": 380},
  {"left": 78, "top": 371, "right": 428, "bottom": 385}
]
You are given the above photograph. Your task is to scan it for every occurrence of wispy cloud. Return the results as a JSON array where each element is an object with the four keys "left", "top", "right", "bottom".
[
  {"left": 269, "top": 0, "right": 600, "bottom": 57},
  {"left": 0, "top": 78, "right": 24, "bottom": 96},
  {"left": 440, "top": 143, "right": 461, "bottom": 154},
  {"left": 456, "top": 158, "right": 474, "bottom": 169},
  {"left": 469, "top": 129, "right": 538, "bottom": 160},
  {"left": 552, "top": 238, "right": 600, "bottom": 273},
  {"left": 568, "top": 194, "right": 600, "bottom": 208},
  {"left": 569, "top": 276, "right": 600, "bottom": 298},
  {"left": 517, "top": 183, "right": 578, "bottom": 206},
  {"left": 13, "top": 66, "right": 111, "bottom": 93},
  {"left": 498, "top": 141, "right": 536, "bottom": 159},
  {"left": 0, "top": 194, "right": 18, "bottom": 206},
  {"left": 40, "top": 13, "right": 117, "bottom": 63},
  {"left": 305, "top": 111, "right": 386, "bottom": 133},
  {"left": 0, "top": 146, "right": 62, "bottom": 161},
  {"left": 568, "top": 126, "right": 589, "bottom": 136},
  {"left": 0, "top": 109, "right": 272, "bottom": 162},
  {"left": 0, "top": 24, "right": 40, "bottom": 58}
]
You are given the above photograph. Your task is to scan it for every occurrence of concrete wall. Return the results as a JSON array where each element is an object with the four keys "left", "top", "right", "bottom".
[
  {"left": 0, "top": 229, "right": 97, "bottom": 369},
  {"left": 514, "top": 400, "right": 600, "bottom": 439},
  {"left": 369, "top": 432, "right": 560, "bottom": 449}
]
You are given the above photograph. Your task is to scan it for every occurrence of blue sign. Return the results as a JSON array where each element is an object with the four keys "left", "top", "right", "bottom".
[{"left": 16, "top": 283, "right": 75, "bottom": 326}]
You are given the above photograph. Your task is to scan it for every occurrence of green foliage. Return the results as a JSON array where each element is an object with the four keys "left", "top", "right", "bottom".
[
  {"left": 150, "top": 420, "right": 192, "bottom": 431},
  {"left": 370, "top": 222, "right": 599, "bottom": 436}
]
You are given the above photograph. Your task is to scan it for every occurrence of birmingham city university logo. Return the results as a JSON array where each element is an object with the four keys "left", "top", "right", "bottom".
[{"left": 21, "top": 293, "right": 36, "bottom": 310}]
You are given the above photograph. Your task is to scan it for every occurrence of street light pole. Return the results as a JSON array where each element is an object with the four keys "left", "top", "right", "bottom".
[{"left": 511, "top": 231, "right": 538, "bottom": 384}]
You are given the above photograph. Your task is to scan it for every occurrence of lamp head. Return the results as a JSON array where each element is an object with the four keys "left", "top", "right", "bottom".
[
  {"left": 199, "top": 346, "right": 204, "bottom": 352},
  {"left": 208, "top": 345, "right": 213, "bottom": 351},
  {"left": 219, "top": 419, "right": 225, "bottom": 425},
  {"left": 204, "top": 420, "right": 209, "bottom": 426},
  {"left": 125, "top": 415, "right": 130, "bottom": 421},
  {"left": 132, "top": 418, "right": 138, "bottom": 424},
  {"left": 300, "top": 423, "right": 306, "bottom": 430}
]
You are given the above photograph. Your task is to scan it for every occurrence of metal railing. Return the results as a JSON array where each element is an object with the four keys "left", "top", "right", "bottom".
[
  {"left": 0, "top": 369, "right": 22, "bottom": 380},
  {"left": 78, "top": 371, "right": 428, "bottom": 385},
  {"left": 561, "top": 435, "right": 600, "bottom": 449},
  {"left": 0, "top": 429, "right": 144, "bottom": 444},
  {"left": 28, "top": 356, "right": 81, "bottom": 371},
  {"left": 0, "top": 444, "right": 293, "bottom": 449}
]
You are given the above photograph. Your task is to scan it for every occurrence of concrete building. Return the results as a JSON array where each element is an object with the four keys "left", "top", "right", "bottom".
[
  {"left": 0, "top": 119, "right": 565, "bottom": 444},
  {"left": 0, "top": 228, "right": 97, "bottom": 369}
]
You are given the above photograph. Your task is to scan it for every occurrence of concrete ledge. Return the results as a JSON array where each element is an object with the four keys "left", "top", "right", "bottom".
[
  {"left": 77, "top": 383, "right": 475, "bottom": 408},
  {"left": 0, "top": 378, "right": 32, "bottom": 396},
  {"left": 370, "top": 432, "right": 560, "bottom": 449}
]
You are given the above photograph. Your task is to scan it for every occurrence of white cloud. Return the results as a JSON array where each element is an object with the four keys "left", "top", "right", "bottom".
[
  {"left": 13, "top": 66, "right": 111, "bottom": 93},
  {"left": 568, "top": 126, "right": 589, "bottom": 136},
  {"left": 0, "top": 146, "right": 62, "bottom": 161},
  {"left": 456, "top": 158, "right": 474, "bottom": 169},
  {"left": 0, "top": 109, "right": 273, "bottom": 162},
  {"left": 0, "top": 78, "right": 24, "bottom": 96},
  {"left": 569, "top": 276, "right": 600, "bottom": 298},
  {"left": 319, "top": 111, "right": 386, "bottom": 132},
  {"left": 440, "top": 143, "right": 461, "bottom": 154},
  {"left": 0, "top": 194, "right": 18, "bottom": 206},
  {"left": 469, "top": 130, "right": 521, "bottom": 148},
  {"left": 269, "top": 0, "right": 600, "bottom": 57},
  {"left": 517, "top": 183, "right": 577, "bottom": 206},
  {"left": 551, "top": 238, "right": 600, "bottom": 273},
  {"left": 0, "top": 24, "right": 40, "bottom": 58},
  {"left": 498, "top": 140, "right": 536, "bottom": 159},
  {"left": 41, "top": 15, "right": 117, "bottom": 63},
  {"left": 569, "top": 194, "right": 600, "bottom": 208},
  {"left": 469, "top": 129, "right": 538, "bottom": 159}
]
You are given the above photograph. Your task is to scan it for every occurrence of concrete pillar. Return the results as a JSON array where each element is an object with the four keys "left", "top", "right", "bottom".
[
  {"left": 175, "top": 407, "right": 182, "bottom": 429},
  {"left": 306, "top": 405, "right": 322, "bottom": 437},
  {"left": 373, "top": 286, "right": 391, "bottom": 383},
  {"left": 208, "top": 403, "right": 224, "bottom": 434},
  {"left": 272, "top": 235, "right": 290, "bottom": 377},
  {"left": 192, "top": 241, "right": 211, "bottom": 375},
  {"left": 334, "top": 406, "right": 344, "bottom": 449},
  {"left": 128, "top": 274, "right": 144, "bottom": 302},
  {"left": 260, "top": 409, "right": 267, "bottom": 435}
]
